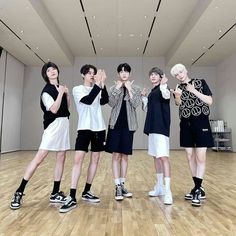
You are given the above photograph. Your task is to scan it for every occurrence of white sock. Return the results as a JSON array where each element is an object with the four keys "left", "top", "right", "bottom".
[
  {"left": 164, "top": 177, "right": 171, "bottom": 193},
  {"left": 156, "top": 173, "right": 164, "bottom": 187},
  {"left": 114, "top": 178, "right": 121, "bottom": 185},
  {"left": 120, "top": 177, "right": 126, "bottom": 184}
]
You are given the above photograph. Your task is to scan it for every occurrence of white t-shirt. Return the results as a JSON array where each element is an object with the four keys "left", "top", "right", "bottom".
[{"left": 73, "top": 85, "right": 106, "bottom": 131}]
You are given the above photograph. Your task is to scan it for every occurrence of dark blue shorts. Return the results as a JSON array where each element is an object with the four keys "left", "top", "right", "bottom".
[
  {"left": 105, "top": 127, "right": 134, "bottom": 155},
  {"left": 75, "top": 130, "right": 106, "bottom": 152},
  {"left": 180, "top": 117, "right": 214, "bottom": 148}
]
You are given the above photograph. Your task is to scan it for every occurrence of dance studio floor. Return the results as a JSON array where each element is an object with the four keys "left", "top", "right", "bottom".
[{"left": 0, "top": 150, "right": 236, "bottom": 236}]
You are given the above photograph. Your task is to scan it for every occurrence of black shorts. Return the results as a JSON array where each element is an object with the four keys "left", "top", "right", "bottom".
[
  {"left": 180, "top": 117, "right": 214, "bottom": 148},
  {"left": 105, "top": 127, "right": 134, "bottom": 155},
  {"left": 75, "top": 130, "right": 106, "bottom": 152}
]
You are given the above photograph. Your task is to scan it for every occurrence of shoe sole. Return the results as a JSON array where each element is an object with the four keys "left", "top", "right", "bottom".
[
  {"left": 191, "top": 202, "right": 201, "bottom": 207},
  {"left": 123, "top": 194, "right": 132, "bottom": 198},
  {"left": 59, "top": 205, "right": 77, "bottom": 213},
  {"left": 81, "top": 197, "right": 100, "bottom": 203},
  {"left": 50, "top": 200, "right": 66, "bottom": 203},
  {"left": 164, "top": 202, "right": 173, "bottom": 205},
  {"left": 115, "top": 197, "right": 124, "bottom": 201},
  {"left": 10, "top": 205, "right": 20, "bottom": 210},
  {"left": 185, "top": 196, "right": 206, "bottom": 200}
]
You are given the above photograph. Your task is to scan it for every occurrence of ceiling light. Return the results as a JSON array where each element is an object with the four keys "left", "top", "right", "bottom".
[
  {"left": 92, "top": 16, "right": 96, "bottom": 19},
  {"left": 97, "top": 34, "right": 100, "bottom": 37},
  {"left": 137, "top": 47, "right": 140, "bottom": 50},
  {"left": 219, "top": 29, "right": 222, "bottom": 33},
  {"left": 144, "top": 15, "right": 147, "bottom": 19},
  {"left": 36, "top": 47, "right": 39, "bottom": 50},
  {"left": 20, "top": 30, "right": 24, "bottom": 34},
  {"left": 118, "top": 33, "right": 122, "bottom": 37},
  {"left": 100, "top": 48, "right": 103, "bottom": 50},
  {"left": 129, "top": 34, "right": 135, "bottom": 37},
  {"left": 140, "top": 34, "right": 143, "bottom": 37}
]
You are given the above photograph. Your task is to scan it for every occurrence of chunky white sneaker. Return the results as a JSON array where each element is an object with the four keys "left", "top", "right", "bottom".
[
  {"left": 148, "top": 184, "right": 165, "bottom": 197},
  {"left": 164, "top": 192, "right": 173, "bottom": 205}
]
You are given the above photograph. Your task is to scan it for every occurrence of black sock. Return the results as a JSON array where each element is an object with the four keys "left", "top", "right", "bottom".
[
  {"left": 70, "top": 188, "right": 76, "bottom": 200},
  {"left": 52, "top": 181, "right": 61, "bottom": 194},
  {"left": 83, "top": 183, "right": 91, "bottom": 193},
  {"left": 16, "top": 178, "right": 28, "bottom": 193},
  {"left": 195, "top": 177, "right": 203, "bottom": 190}
]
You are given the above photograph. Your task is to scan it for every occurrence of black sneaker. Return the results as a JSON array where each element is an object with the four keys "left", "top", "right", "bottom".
[
  {"left": 50, "top": 191, "right": 67, "bottom": 203},
  {"left": 82, "top": 191, "right": 100, "bottom": 203},
  {"left": 121, "top": 184, "right": 132, "bottom": 198},
  {"left": 185, "top": 187, "right": 206, "bottom": 200},
  {"left": 59, "top": 196, "right": 77, "bottom": 213},
  {"left": 200, "top": 187, "right": 206, "bottom": 199},
  {"left": 185, "top": 188, "right": 195, "bottom": 200},
  {"left": 115, "top": 185, "right": 124, "bottom": 201},
  {"left": 192, "top": 188, "right": 201, "bottom": 207},
  {"left": 10, "top": 192, "right": 24, "bottom": 210}
]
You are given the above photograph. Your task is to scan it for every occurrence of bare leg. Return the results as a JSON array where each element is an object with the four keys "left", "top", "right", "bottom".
[
  {"left": 195, "top": 147, "right": 207, "bottom": 179},
  {"left": 112, "top": 152, "right": 121, "bottom": 179},
  {"left": 71, "top": 151, "right": 86, "bottom": 189},
  {"left": 23, "top": 149, "right": 49, "bottom": 180},
  {"left": 86, "top": 152, "right": 100, "bottom": 184},
  {"left": 120, "top": 154, "right": 128, "bottom": 178},
  {"left": 185, "top": 148, "right": 197, "bottom": 177},
  {"left": 54, "top": 151, "right": 66, "bottom": 181}
]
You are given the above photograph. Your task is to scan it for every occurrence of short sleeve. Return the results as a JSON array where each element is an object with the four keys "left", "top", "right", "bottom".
[
  {"left": 202, "top": 79, "right": 212, "bottom": 96},
  {"left": 42, "top": 92, "right": 54, "bottom": 111}
]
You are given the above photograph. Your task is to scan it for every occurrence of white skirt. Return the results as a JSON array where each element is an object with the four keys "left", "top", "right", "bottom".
[
  {"left": 39, "top": 117, "right": 70, "bottom": 151},
  {"left": 148, "top": 133, "right": 169, "bottom": 158}
]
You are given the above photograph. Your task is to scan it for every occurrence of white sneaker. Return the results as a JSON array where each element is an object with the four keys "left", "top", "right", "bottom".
[
  {"left": 164, "top": 192, "right": 173, "bottom": 205},
  {"left": 148, "top": 184, "right": 165, "bottom": 197}
]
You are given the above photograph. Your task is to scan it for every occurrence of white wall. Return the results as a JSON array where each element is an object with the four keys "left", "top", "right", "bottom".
[
  {"left": 216, "top": 53, "right": 236, "bottom": 152},
  {"left": 0, "top": 50, "right": 6, "bottom": 150},
  {"left": 1, "top": 53, "right": 24, "bottom": 153}
]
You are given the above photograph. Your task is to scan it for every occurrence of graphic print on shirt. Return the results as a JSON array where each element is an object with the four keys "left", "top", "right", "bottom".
[{"left": 178, "top": 79, "right": 210, "bottom": 119}]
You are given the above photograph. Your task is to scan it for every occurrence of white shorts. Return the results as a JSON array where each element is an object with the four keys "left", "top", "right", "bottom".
[
  {"left": 39, "top": 117, "right": 70, "bottom": 151},
  {"left": 148, "top": 134, "right": 169, "bottom": 158}
]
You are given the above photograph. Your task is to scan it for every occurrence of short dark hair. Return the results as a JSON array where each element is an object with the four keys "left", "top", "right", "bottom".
[
  {"left": 80, "top": 64, "right": 97, "bottom": 75},
  {"left": 149, "top": 67, "right": 163, "bottom": 77},
  {"left": 41, "top": 62, "right": 59, "bottom": 83},
  {"left": 117, "top": 63, "right": 131, "bottom": 73}
]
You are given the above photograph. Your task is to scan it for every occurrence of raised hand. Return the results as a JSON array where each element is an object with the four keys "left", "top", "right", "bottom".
[
  {"left": 124, "top": 80, "right": 134, "bottom": 91},
  {"left": 115, "top": 80, "right": 123, "bottom": 90},
  {"left": 170, "top": 84, "right": 182, "bottom": 98},
  {"left": 141, "top": 88, "right": 148, "bottom": 97},
  {"left": 186, "top": 82, "right": 195, "bottom": 93},
  {"left": 160, "top": 74, "right": 168, "bottom": 85}
]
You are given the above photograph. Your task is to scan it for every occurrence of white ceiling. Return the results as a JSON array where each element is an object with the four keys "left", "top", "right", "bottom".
[{"left": 0, "top": 0, "right": 236, "bottom": 66}]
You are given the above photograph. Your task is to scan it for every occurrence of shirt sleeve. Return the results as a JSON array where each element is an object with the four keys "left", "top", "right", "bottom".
[
  {"left": 160, "top": 84, "right": 170, "bottom": 99},
  {"left": 142, "top": 96, "right": 148, "bottom": 112},
  {"left": 202, "top": 79, "right": 212, "bottom": 96},
  {"left": 42, "top": 92, "right": 54, "bottom": 111}
]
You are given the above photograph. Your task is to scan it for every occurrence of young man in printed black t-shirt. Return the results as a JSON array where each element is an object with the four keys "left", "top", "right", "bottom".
[{"left": 170, "top": 63, "right": 214, "bottom": 207}]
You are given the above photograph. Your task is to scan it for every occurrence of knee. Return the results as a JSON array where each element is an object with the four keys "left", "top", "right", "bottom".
[{"left": 113, "top": 153, "right": 121, "bottom": 161}]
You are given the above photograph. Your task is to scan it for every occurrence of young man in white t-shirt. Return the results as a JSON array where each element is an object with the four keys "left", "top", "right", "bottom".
[{"left": 60, "top": 64, "right": 108, "bottom": 213}]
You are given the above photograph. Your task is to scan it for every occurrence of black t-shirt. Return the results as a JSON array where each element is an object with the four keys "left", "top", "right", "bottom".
[{"left": 178, "top": 78, "right": 212, "bottom": 120}]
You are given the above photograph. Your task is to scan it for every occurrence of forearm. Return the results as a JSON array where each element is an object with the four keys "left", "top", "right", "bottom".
[
  {"left": 192, "top": 90, "right": 213, "bottom": 105},
  {"left": 50, "top": 93, "right": 64, "bottom": 113}
]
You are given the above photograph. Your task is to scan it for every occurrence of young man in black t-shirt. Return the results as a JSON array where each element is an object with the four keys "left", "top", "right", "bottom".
[{"left": 170, "top": 63, "right": 214, "bottom": 207}]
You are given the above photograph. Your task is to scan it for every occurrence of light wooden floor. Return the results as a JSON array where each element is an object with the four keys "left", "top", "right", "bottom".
[{"left": 0, "top": 150, "right": 236, "bottom": 236}]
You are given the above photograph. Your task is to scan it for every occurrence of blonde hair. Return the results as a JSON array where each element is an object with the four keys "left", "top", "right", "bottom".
[{"left": 170, "top": 63, "right": 187, "bottom": 77}]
